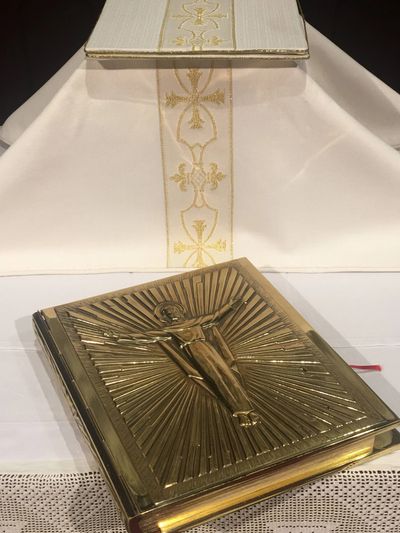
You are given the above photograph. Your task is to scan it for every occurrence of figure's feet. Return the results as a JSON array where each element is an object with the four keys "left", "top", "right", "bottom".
[{"left": 234, "top": 411, "right": 260, "bottom": 427}]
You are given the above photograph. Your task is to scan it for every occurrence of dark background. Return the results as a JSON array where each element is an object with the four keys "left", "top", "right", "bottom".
[{"left": 1, "top": 0, "right": 400, "bottom": 125}]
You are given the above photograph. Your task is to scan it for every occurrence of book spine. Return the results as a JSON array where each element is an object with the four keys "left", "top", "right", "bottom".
[{"left": 33, "top": 311, "right": 138, "bottom": 531}]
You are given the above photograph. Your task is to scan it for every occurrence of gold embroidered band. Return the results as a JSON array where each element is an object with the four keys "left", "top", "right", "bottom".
[
  {"left": 159, "top": 0, "right": 236, "bottom": 52},
  {"left": 157, "top": 63, "right": 234, "bottom": 268}
]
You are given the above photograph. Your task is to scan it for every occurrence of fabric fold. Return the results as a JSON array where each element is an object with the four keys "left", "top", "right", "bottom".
[{"left": 0, "top": 29, "right": 400, "bottom": 274}]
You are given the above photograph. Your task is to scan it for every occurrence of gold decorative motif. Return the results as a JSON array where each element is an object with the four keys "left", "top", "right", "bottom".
[
  {"left": 173, "top": 34, "right": 224, "bottom": 49},
  {"left": 165, "top": 68, "right": 225, "bottom": 129},
  {"left": 170, "top": 162, "right": 225, "bottom": 192},
  {"left": 66, "top": 264, "right": 368, "bottom": 489},
  {"left": 174, "top": 219, "right": 227, "bottom": 267},
  {"left": 158, "top": 64, "right": 233, "bottom": 268},
  {"left": 159, "top": 0, "right": 235, "bottom": 52},
  {"left": 173, "top": 1, "right": 227, "bottom": 28}
]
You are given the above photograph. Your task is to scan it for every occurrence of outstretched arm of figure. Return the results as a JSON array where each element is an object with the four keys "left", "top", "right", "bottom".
[
  {"left": 209, "top": 298, "right": 246, "bottom": 324},
  {"left": 103, "top": 329, "right": 172, "bottom": 345}
]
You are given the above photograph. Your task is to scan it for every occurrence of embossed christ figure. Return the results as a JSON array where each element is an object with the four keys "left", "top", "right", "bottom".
[{"left": 105, "top": 299, "right": 259, "bottom": 427}]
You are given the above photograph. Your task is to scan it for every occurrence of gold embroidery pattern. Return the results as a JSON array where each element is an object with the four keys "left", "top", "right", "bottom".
[
  {"left": 159, "top": 0, "right": 235, "bottom": 52},
  {"left": 158, "top": 64, "right": 233, "bottom": 268}
]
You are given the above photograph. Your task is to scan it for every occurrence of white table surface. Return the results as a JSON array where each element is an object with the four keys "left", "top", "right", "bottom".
[{"left": 1, "top": 271, "right": 399, "bottom": 473}]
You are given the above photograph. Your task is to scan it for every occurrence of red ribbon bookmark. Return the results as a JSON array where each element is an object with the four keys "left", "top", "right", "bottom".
[{"left": 350, "top": 364, "right": 382, "bottom": 372}]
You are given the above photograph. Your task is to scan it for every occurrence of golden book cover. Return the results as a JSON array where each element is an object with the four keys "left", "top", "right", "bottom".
[{"left": 33, "top": 259, "right": 400, "bottom": 533}]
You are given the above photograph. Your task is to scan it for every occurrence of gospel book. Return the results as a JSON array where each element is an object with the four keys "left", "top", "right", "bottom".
[{"left": 33, "top": 258, "right": 400, "bottom": 533}]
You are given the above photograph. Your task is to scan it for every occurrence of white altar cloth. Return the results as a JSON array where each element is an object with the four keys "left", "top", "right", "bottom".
[
  {"left": 2, "top": 26, "right": 400, "bottom": 150},
  {"left": 0, "top": 27, "right": 400, "bottom": 275}
]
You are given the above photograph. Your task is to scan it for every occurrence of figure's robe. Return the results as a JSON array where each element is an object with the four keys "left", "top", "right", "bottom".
[{"left": 158, "top": 339, "right": 217, "bottom": 399}]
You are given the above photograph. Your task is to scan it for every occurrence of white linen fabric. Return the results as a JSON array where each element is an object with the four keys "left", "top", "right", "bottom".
[
  {"left": 0, "top": 28, "right": 400, "bottom": 275},
  {"left": 0, "top": 48, "right": 85, "bottom": 147},
  {"left": 302, "top": 26, "right": 400, "bottom": 149},
  {"left": 3, "top": 25, "right": 400, "bottom": 149}
]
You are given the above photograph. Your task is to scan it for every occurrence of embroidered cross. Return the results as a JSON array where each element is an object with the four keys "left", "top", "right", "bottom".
[
  {"left": 174, "top": 220, "right": 226, "bottom": 267},
  {"left": 173, "top": 1, "right": 227, "bottom": 28},
  {"left": 165, "top": 69, "right": 225, "bottom": 129}
]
